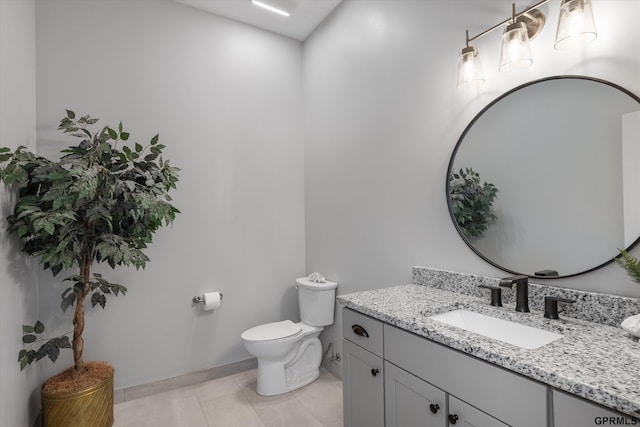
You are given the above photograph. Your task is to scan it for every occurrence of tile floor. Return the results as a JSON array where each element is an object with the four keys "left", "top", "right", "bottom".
[{"left": 114, "top": 368, "right": 343, "bottom": 427}]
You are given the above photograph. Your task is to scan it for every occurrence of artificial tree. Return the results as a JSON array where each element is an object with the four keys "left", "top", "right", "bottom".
[{"left": 0, "top": 110, "right": 179, "bottom": 377}]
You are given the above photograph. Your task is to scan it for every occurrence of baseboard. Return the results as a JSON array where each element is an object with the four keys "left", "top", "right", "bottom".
[
  {"left": 117, "top": 358, "right": 257, "bottom": 403},
  {"left": 321, "top": 358, "right": 342, "bottom": 380}
]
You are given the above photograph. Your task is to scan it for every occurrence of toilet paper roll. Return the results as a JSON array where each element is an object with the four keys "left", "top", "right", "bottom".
[{"left": 203, "top": 292, "right": 221, "bottom": 311}]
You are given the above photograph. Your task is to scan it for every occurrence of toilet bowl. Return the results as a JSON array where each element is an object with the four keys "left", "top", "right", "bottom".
[{"left": 241, "top": 277, "right": 337, "bottom": 396}]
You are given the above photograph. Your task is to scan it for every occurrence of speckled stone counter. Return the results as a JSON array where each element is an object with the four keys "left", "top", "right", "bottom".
[{"left": 337, "top": 268, "right": 640, "bottom": 417}]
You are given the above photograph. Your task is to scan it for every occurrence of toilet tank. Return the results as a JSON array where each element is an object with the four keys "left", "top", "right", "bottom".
[{"left": 296, "top": 277, "right": 337, "bottom": 327}]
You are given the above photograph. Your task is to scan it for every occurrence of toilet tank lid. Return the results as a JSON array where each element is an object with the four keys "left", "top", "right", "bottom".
[
  {"left": 296, "top": 277, "right": 337, "bottom": 290},
  {"left": 241, "top": 320, "right": 302, "bottom": 342}
]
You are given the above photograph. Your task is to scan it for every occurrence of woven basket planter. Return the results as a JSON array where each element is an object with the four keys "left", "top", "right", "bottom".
[{"left": 42, "top": 369, "right": 114, "bottom": 427}]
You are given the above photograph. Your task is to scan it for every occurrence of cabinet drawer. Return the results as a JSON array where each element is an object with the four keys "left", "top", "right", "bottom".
[
  {"left": 342, "top": 307, "right": 383, "bottom": 356},
  {"left": 448, "top": 395, "right": 509, "bottom": 427},
  {"left": 384, "top": 324, "right": 547, "bottom": 427}
]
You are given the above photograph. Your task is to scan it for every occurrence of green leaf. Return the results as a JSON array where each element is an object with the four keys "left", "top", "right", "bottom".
[
  {"left": 66, "top": 110, "right": 76, "bottom": 119},
  {"left": 120, "top": 132, "right": 129, "bottom": 141},
  {"left": 35, "top": 344, "right": 50, "bottom": 361},
  {"left": 16, "top": 225, "right": 28, "bottom": 238},
  {"left": 60, "top": 292, "right": 76, "bottom": 313},
  {"left": 22, "top": 325, "right": 34, "bottom": 334},
  {"left": 91, "top": 292, "right": 107, "bottom": 309},
  {"left": 46, "top": 345, "right": 60, "bottom": 363},
  {"left": 19, "top": 350, "right": 36, "bottom": 370},
  {"left": 23, "top": 334, "right": 36, "bottom": 344},
  {"left": 0, "top": 147, "right": 10, "bottom": 153},
  {"left": 107, "top": 127, "right": 118, "bottom": 140},
  {"left": 43, "top": 221, "right": 55, "bottom": 235},
  {"left": 144, "top": 153, "right": 158, "bottom": 162},
  {"left": 56, "top": 336, "right": 71, "bottom": 349},
  {"left": 150, "top": 134, "right": 159, "bottom": 145},
  {"left": 51, "top": 263, "right": 63, "bottom": 277},
  {"left": 135, "top": 143, "right": 143, "bottom": 153},
  {"left": 34, "top": 321, "right": 45, "bottom": 334}
]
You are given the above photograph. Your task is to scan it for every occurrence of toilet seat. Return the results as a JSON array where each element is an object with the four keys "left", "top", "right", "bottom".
[{"left": 241, "top": 320, "right": 302, "bottom": 342}]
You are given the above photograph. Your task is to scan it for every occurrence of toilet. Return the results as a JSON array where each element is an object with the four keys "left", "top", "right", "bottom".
[{"left": 241, "top": 277, "right": 337, "bottom": 396}]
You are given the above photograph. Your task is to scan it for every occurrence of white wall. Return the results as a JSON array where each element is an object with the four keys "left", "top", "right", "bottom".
[
  {"left": 0, "top": 1, "right": 41, "bottom": 425},
  {"left": 303, "top": 0, "right": 640, "bottom": 377},
  {"left": 7, "top": 0, "right": 640, "bottom": 401},
  {"left": 35, "top": 0, "right": 306, "bottom": 389}
]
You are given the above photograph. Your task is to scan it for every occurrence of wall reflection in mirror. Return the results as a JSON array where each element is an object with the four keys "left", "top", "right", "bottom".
[{"left": 447, "top": 76, "right": 640, "bottom": 278}]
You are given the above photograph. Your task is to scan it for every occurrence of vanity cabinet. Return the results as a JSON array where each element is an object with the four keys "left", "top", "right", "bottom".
[
  {"left": 342, "top": 309, "right": 385, "bottom": 427},
  {"left": 342, "top": 307, "right": 549, "bottom": 427}
]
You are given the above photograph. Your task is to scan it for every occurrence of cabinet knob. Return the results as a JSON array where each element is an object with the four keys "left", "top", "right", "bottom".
[
  {"left": 429, "top": 403, "right": 440, "bottom": 414},
  {"left": 448, "top": 414, "right": 459, "bottom": 424},
  {"left": 371, "top": 368, "right": 379, "bottom": 376},
  {"left": 352, "top": 324, "right": 369, "bottom": 338},
  {"left": 544, "top": 296, "right": 576, "bottom": 319}
]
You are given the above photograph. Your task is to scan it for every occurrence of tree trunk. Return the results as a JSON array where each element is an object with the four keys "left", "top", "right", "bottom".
[{"left": 72, "top": 249, "right": 92, "bottom": 373}]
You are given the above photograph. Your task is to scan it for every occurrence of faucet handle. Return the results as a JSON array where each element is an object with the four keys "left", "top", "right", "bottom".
[
  {"left": 478, "top": 285, "right": 502, "bottom": 307},
  {"left": 544, "top": 296, "right": 576, "bottom": 319}
]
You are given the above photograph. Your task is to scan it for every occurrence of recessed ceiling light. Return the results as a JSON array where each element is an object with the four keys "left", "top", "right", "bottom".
[{"left": 251, "top": 0, "right": 290, "bottom": 17}]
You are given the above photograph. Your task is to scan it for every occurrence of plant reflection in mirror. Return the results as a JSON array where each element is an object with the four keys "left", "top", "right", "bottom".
[
  {"left": 616, "top": 249, "right": 640, "bottom": 285},
  {"left": 449, "top": 167, "right": 498, "bottom": 239}
]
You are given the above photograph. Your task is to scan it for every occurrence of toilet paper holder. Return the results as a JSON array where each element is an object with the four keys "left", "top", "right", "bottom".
[{"left": 192, "top": 294, "right": 223, "bottom": 304}]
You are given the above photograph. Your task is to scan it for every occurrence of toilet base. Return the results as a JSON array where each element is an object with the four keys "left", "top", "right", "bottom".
[{"left": 256, "top": 334, "right": 323, "bottom": 396}]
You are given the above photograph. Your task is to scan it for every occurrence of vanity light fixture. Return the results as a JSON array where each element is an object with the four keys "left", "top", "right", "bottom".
[
  {"left": 251, "top": 0, "right": 290, "bottom": 17},
  {"left": 554, "top": 0, "right": 597, "bottom": 50},
  {"left": 457, "top": 0, "right": 597, "bottom": 88},
  {"left": 457, "top": 31, "right": 485, "bottom": 88},
  {"left": 498, "top": 4, "right": 534, "bottom": 72}
]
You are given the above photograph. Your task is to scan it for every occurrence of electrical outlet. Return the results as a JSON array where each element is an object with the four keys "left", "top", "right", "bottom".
[{"left": 330, "top": 351, "right": 342, "bottom": 367}]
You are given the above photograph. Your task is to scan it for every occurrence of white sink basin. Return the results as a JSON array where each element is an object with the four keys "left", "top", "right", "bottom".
[{"left": 429, "top": 309, "right": 563, "bottom": 349}]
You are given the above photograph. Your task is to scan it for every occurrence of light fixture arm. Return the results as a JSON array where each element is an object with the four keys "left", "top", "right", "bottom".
[{"left": 466, "top": 0, "right": 551, "bottom": 44}]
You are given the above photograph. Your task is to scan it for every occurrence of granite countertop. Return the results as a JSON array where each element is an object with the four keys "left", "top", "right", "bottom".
[{"left": 338, "top": 283, "right": 640, "bottom": 417}]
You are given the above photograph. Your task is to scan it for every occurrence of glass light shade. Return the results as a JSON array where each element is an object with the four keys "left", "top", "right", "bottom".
[
  {"left": 457, "top": 46, "right": 485, "bottom": 88},
  {"left": 499, "top": 22, "right": 533, "bottom": 72},
  {"left": 554, "top": 0, "right": 597, "bottom": 50}
]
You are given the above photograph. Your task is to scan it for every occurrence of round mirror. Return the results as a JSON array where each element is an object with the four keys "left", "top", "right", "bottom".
[{"left": 447, "top": 76, "right": 640, "bottom": 278}]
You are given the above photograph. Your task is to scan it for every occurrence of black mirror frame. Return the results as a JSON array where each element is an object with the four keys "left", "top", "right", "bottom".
[{"left": 446, "top": 75, "right": 640, "bottom": 279}]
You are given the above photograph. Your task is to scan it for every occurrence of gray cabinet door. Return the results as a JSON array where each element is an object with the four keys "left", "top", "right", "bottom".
[
  {"left": 448, "top": 396, "right": 509, "bottom": 427},
  {"left": 343, "top": 339, "right": 384, "bottom": 427},
  {"left": 553, "top": 390, "right": 638, "bottom": 427},
  {"left": 385, "top": 361, "right": 447, "bottom": 427}
]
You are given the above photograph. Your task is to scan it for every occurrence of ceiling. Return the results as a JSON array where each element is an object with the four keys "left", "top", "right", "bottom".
[{"left": 175, "top": 0, "right": 343, "bottom": 41}]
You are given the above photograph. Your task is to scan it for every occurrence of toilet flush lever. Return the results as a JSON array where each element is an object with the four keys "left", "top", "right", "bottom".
[{"left": 351, "top": 324, "right": 369, "bottom": 338}]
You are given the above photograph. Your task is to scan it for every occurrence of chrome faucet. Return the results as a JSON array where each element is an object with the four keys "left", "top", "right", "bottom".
[{"left": 499, "top": 275, "right": 529, "bottom": 313}]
